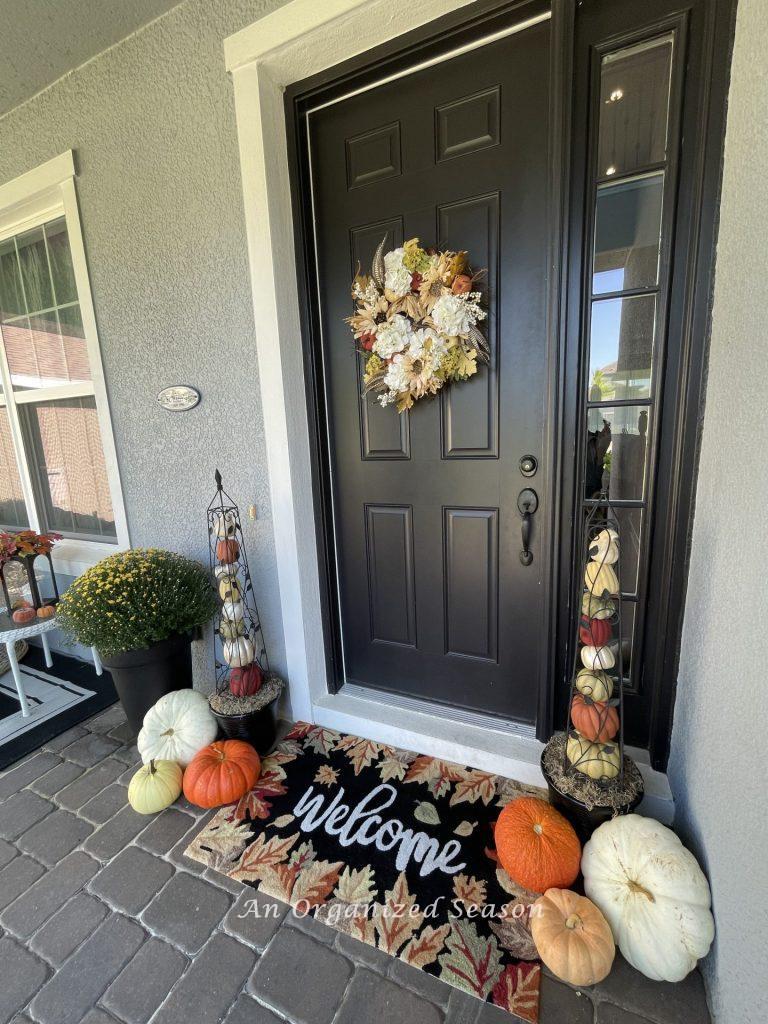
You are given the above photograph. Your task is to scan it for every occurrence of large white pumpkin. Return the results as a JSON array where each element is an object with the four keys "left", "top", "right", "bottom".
[
  {"left": 137, "top": 689, "right": 217, "bottom": 767},
  {"left": 582, "top": 815, "right": 714, "bottom": 982}
]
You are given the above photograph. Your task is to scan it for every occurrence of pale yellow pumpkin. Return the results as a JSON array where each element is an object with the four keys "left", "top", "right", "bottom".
[
  {"left": 585, "top": 562, "right": 619, "bottom": 597},
  {"left": 581, "top": 593, "right": 615, "bottom": 620},
  {"left": 580, "top": 644, "right": 615, "bottom": 671},
  {"left": 128, "top": 759, "right": 182, "bottom": 814},
  {"left": 575, "top": 669, "right": 614, "bottom": 702},
  {"left": 531, "top": 888, "right": 615, "bottom": 986},
  {"left": 566, "top": 732, "right": 621, "bottom": 781}
]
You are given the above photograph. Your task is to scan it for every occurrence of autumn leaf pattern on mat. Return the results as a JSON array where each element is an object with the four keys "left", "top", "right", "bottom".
[{"left": 185, "top": 722, "right": 545, "bottom": 1022}]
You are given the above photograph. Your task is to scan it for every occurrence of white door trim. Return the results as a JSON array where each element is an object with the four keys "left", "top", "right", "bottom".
[{"left": 222, "top": 0, "right": 673, "bottom": 816}]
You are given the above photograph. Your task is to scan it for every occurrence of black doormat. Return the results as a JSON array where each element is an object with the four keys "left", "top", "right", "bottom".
[
  {"left": 0, "top": 646, "right": 117, "bottom": 770},
  {"left": 187, "top": 723, "right": 546, "bottom": 1022}
]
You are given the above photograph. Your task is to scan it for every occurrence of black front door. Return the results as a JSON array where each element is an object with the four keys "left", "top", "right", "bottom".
[{"left": 306, "top": 16, "right": 551, "bottom": 724}]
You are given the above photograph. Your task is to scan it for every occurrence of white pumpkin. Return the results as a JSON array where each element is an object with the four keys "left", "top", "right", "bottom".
[
  {"left": 138, "top": 689, "right": 217, "bottom": 767},
  {"left": 223, "top": 635, "right": 254, "bottom": 667},
  {"left": 589, "top": 528, "right": 619, "bottom": 564},
  {"left": 582, "top": 815, "right": 714, "bottom": 982},
  {"left": 221, "top": 600, "right": 244, "bottom": 624},
  {"left": 212, "top": 509, "right": 237, "bottom": 539},
  {"left": 214, "top": 561, "right": 239, "bottom": 581},
  {"left": 581, "top": 644, "right": 615, "bottom": 671},
  {"left": 575, "top": 669, "right": 614, "bottom": 702}
]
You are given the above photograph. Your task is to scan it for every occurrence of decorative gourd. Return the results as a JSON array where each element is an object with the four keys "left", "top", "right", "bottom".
[
  {"left": 36, "top": 605, "right": 56, "bottom": 619},
  {"left": 230, "top": 663, "right": 263, "bottom": 697},
  {"left": 575, "top": 669, "right": 613, "bottom": 702},
  {"left": 211, "top": 509, "right": 237, "bottom": 539},
  {"left": 219, "top": 616, "right": 245, "bottom": 641},
  {"left": 11, "top": 599, "right": 31, "bottom": 611},
  {"left": 221, "top": 600, "right": 244, "bottom": 624},
  {"left": 588, "top": 528, "right": 619, "bottom": 565},
  {"left": 214, "top": 561, "right": 239, "bottom": 581},
  {"left": 216, "top": 539, "right": 240, "bottom": 563},
  {"left": 183, "top": 739, "right": 261, "bottom": 808},
  {"left": 585, "top": 562, "right": 619, "bottom": 597},
  {"left": 138, "top": 689, "right": 217, "bottom": 767},
  {"left": 579, "top": 616, "right": 611, "bottom": 647},
  {"left": 530, "top": 888, "right": 615, "bottom": 986},
  {"left": 582, "top": 815, "right": 714, "bottom": 982},
  {"left": 128, "top": 759, "right": 182, "bottom": 814},
  {"left": 219, "top": 576, "right": 243, "bottom": 603},
  {"left": 581, "top": 593, "right": 615, "bottom": 620},
  {"left": 223, "top": 635, "right": 255, "bottom": 668},
  {"left": 570, "top": 694, "right": 619, "bottom": 743},
  {"left": 495, "top": 797, "right": 581, "bottom": 894},
  {"left": 12, "top": 606, "right": 36, "bottom": 625},
  {"left": 566, "top": 732, "right": 621, "bottom": 781},
  {"left": 580, "top": 645, "right": 615, "bottom": 671}
]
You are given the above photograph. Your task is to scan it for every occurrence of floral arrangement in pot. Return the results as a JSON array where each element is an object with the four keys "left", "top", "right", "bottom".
[
  {"left": 347, "top": 236, "right": 489, "bottom": 412},
  {"left": 56, "top": 548, "right": 217, "bottom": 733}
]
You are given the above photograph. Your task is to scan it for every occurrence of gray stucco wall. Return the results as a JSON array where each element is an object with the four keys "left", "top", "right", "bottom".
[
  {"left": 0, "top": 0, "right": 289, "bottom": 685},
  {"left": 668, "top": 1, "right": 768, "bottom": 1021}
]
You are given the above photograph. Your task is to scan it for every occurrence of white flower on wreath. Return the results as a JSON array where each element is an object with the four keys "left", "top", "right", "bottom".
[
  {"left": 373, "top": 314, "right": 412, "bottom": 359},
  {"left": 431, "top": 293, "right": 476, "bottom": 338},
  {"left": 384, "top": 248, "right": 412, "bottom": 297},
  {"left": 410, "top": 327, "right": 449, "bottom": 361}
]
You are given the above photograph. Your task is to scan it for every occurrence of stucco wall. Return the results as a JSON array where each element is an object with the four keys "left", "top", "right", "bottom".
[
  {"left": 668, "top": 1, "right": 768, "bottom": 1021},
  {"left": 0, "top": 0, "right": 289, "bottom": 684}
]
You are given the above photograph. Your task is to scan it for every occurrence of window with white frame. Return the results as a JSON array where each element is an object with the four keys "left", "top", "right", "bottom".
[{"left": 0, "top": 153, "right": 128, "bottom": 565}]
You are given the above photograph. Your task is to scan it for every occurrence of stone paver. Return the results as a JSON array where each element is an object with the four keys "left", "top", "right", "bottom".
[
  {"left": 224, "top": 994, "right": 284, "bottom": 1024},
  {"left": 85, "top": 705, "right": 125, "bottom": 733},
  {"left": 0, "top": 935, "right": 50, "bottom": 1023},
  {"left": 0, "top": 752, "right": 61, "bottom": 800},
  {"left": 134, "top": 806, "right": 196, "bottom": 855},
  {"left": 597, "top": 1005, "right": 660, "bottom": 1024},
  {"left": 0, "top": 835, "right": 16, "bottom": 868},
  {"left": 540, "top": 975, "right": 595, "bottom": 1023},
  {"left": 335, "top": 929, "right": 392, "bottom": 973},
  {"left": 80, "top": 1010, "right": 120, "bottom": 1024},
  {"left": 82, "top": 804, "right": 150, "bottom": 860},
  {"left": 248, "top": 928, "right": 353, "bottom": 1024},
  {"left": 152, "top": 933, "right": 257, "bottom": 1024},
  {"left": 167, "top": 829, "right": 206, "bottom": 873},
  {"left": 30, "top": 892, "right": 108, "bottom": 966},
  {"left": 107, "top": 721, "right": 135, "bottom": 744},
  {"left": 222, "top": 888, "right": 288, "bottom": 951},
  {"left": 287, "top": 904, "right": 337, "bottom": 945},
  {"left": 89, "top": 846, "right": 174, "bottom": 915},
  {"left": 43, "top": 724, "right": 87, "bottom": 751},
  {"left": 16, "top": 808, "right": 93, "bottom": 866},
  {"left": 59, "top": 732, "right": 121, "bottom": 766},
  {"left": 0, "top": 851, "right": 99, "bottom": 938},
  {"left": 112, "top": 742, "right": 140, "bottom": 765},
  {"left": 335, "top": 968, "right": 443, "bottom": 1024},
  {"left": 0, "top": 854, "right": 46, "bottom": 911},
  {"left": 56, "top": 758, "right": 125, "bottom": 810},
  {"left": 445, "top": 987, "right": 483, "bottom": 1024},
  {"left": 78, "top": 782, "right": 130, "bottom": 824},
  {"left": 593, "top": 955, "right": 710, "bottom": 1024},
  {"left": 102, "top": 936, "right": 188, "bottom": 1024},
  {"left": 141, "top": 869, "right": 231, "bottom": 954},
  {"left": 0, "top": 790, "right": 53, "bottom": 839},
  {"left": 30, "top": 760, "right": 85, "bottom": 797},
  {"left": 389, "top": 956, "right": 453, "bottom": 1007},
  {"left": 29, "top": 914, "right": 145, "bottom": 1024}
]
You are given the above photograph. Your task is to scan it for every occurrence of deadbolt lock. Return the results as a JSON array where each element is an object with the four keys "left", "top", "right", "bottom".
[{"left": 519, "top": 455, "right": 538, "bottom": 477}]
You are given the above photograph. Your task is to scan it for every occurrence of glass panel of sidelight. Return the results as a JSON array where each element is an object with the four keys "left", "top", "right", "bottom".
[
  {"left": 44, "top": 218, "right": 77, "bottom": 305},
  {"left": 593, "top": 173, "right": 664, "bottom": 294},
  {"left": 0, "top": 237, "right": 25, "bottom": 321},
  {"left": 585, "top": 405, "right": 648, "bottom": 501},
  {"left": 613, "top": 506, "right": 643, "bottom": 595},
  {"left": 0, "top": 406, "right": 27, "bottom": 528},
  {"left": 21, "top": 395, "right": 116, "bottom": 540},
  {"left": 588, "top": 294, "right": 655, "bottom": 402},
  {"left": 16, "top": 225, "right": 54, "bottom": 314},
  {"left": 598, "top": 34, "right": 674, "bottom": 178}
]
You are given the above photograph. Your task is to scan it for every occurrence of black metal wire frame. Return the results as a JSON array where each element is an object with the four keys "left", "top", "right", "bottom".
[
  {"left": 207, "top": 469, "right": 270, "bottom": 693},
  {"left": 563, "top": 490, "right": 625, "bottom": 786}
]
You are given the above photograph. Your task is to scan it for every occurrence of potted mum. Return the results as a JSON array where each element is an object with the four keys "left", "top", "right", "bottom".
[{"left": 57, "top": 548, "right": 218, "bottom": 733}]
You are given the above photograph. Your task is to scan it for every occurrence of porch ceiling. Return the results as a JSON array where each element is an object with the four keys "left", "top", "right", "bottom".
[{"left": 0, "top": 0, "right": 183, "bottom": 118}]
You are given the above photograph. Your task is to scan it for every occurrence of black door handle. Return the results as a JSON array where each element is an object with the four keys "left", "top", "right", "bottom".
[{"left": 517, "top": 488, "right": 539, "bottom": 566}]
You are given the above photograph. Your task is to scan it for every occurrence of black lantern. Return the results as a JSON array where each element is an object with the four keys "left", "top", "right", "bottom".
[{"left": 0, "top": 532, "right": 60, "bottom": 616}]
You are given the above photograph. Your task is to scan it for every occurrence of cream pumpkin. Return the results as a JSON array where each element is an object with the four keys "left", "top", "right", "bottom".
[
  {"left": 223, "top": 635, "right": 255, "bottom": 668},
  {"left": 128, "top": 759, "right": 182, "bottom": 814},
  {"left": 582, "top": 815, "right": 714, "bottom": 982},
  {"left": 566, "top": 732, "right": 621, "bottom": 781},
  {"left": 575, "top": 669, "right": 614, "bottom": 702},
  {"left": 585, "top": 561, "right": 619, "bottom": 597},
  {"left": 531, "top": 888, "right": 615, "bottom": 986},
  {"left": 580, "top": 645, "right": 615, "bottom": 671},
  {"left": 581, "top": 592, "right": 615, "bottom": 620},
  {"left": 588, "top": 528, "right": 619, "bottom": 565},
  {"left": 138, "top": 689, "right": 217, "bottom": 767}
]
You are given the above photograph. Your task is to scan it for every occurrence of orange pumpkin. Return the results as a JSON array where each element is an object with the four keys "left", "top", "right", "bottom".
[
  {"left": 578, "top": 615, "right": 611, "bottom": 648},
  {"left": 36, "top": 605, "right": 56, "bottom": 619},
  {"left": 531, "top": 888, "right": 615, "bottom": 986},
  {"left": 12, "top": 606, "right": 36, "bottom": 625},
  {"left": 495, "top": 797, "right": 581, "bottom": 894},
  {"left": 570, "top": 694, "right": 619, "bottom": 743},
  {"left": 183, "top": 740, "right": 261, "bottom": 808},
  {"left": 216, "top": 539, "right": 240, "bottom": 563}
]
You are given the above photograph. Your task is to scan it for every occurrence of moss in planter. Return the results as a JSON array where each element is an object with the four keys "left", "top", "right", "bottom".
[
  {"left": 208, "top": 673, "right": 283, "bottom": 715},
  {"left": 543, "top": 731, "right": 643, "bottom": 812}
]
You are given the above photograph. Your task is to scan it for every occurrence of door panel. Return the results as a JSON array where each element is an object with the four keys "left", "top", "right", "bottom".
[{"left": 308, "top": 20, "right": 550, "bottom": 723}]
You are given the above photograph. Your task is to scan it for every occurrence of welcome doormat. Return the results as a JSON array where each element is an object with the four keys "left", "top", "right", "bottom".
[{"left": 186, "top": 723, "right": 547, "bottom": 1021}]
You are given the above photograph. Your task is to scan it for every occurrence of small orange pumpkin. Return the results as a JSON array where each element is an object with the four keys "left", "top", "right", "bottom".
[
  {"left": 12, "top": 606, "right": 36, "bottom": 625},
  {"left": 36, "top": 605, "right": 56, "bottom": 619},
  {"left": 495, "top": 797, "right": 581, "bottom": 894},
  {"left": 570, "top": 694, "right": 619, "bottom": 743},
  {"left": 216, "top": 539, "right": 240, "bottom": 563},
  {"left": 531, "top": 888, "right": 615, "bottom": 986},
  {"left": 183, "top": 740, "right": 261, "bottom": 808}
]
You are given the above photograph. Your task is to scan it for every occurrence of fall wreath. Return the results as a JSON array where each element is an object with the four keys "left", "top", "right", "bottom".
[{"left": 347, "top": 236, "right": 488, "bottom": 412}]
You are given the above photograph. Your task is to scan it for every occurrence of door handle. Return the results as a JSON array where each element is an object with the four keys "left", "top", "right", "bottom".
[{"left": 517, "top": 488, "right": 539, "bottom": 566}]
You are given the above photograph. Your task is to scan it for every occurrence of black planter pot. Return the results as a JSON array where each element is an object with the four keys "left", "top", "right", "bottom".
[
  {"left": 541, "top": 750, "right": 643, "bottom": 844},
  {"left": 210, "top": 695, "right": 280, "bottom": 756},
  {"left": 100, "top": 632, "right": 193, "bottom": 735}
]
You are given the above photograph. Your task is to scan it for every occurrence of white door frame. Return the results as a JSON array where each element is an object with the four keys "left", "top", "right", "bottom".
[{"left": 222, "top": 0, "right": 673, "bottom": 810}]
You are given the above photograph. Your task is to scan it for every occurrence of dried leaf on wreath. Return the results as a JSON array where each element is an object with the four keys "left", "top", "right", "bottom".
[{"left": 371, "top": 235, "right": 387, "bottom": 290}]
